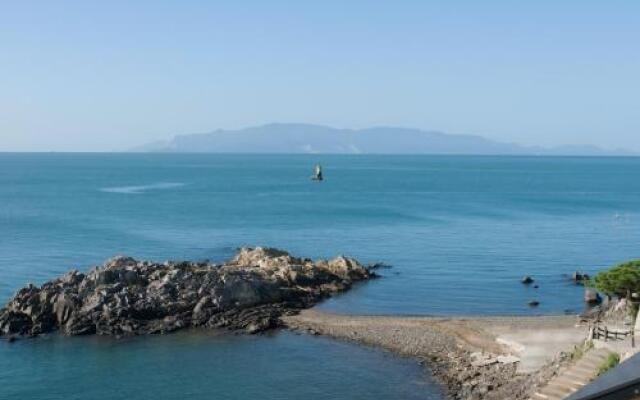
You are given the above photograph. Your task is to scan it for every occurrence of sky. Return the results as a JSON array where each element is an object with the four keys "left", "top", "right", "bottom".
[{"left": 0, "top": 0, "right": 638, "bottom": 152}]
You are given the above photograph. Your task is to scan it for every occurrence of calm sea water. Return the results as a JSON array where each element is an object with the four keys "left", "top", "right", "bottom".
[{"left": 2, "top": 153, "right": 640, "bottom": 399}]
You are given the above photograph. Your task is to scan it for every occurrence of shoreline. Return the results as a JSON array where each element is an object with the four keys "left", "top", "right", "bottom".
[
  {"left": 0, "top": 247, "right": 595, "bottom": 399},
  {"left": 283, "top": 310, "right": 588, "bottom": 400}
]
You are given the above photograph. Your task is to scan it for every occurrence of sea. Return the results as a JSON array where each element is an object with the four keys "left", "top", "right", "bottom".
[{"left": 1, "top": 153, "right": 640, "bottom": 399}]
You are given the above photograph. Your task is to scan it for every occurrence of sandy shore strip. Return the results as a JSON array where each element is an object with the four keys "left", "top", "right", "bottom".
[{"left": 283, "top": 310, "right": 588, "bottom": 399}]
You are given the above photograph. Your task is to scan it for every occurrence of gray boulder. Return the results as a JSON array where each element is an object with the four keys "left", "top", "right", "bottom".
[{"left": 584, "top": 288, "right": 601, "bottom": 304}]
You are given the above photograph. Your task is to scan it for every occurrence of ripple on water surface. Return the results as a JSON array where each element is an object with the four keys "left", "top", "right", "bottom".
[{"left": 99, "top": 182, "right": 186, "bottom": 194}]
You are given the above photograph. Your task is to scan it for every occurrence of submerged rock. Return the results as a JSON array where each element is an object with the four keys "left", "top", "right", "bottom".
[
  {"left": 521, "top": 276, "right": 534, "bottom": 284},
  {"left": 0, "top": 247, "right": 375, "bottom": 339}
]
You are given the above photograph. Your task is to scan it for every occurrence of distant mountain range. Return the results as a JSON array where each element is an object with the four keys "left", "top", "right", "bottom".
[{"left": 131, "top": 123, "right": 633, "bottom": 156}]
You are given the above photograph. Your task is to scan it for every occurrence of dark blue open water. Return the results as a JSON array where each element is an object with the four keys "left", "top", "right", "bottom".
[{"left": 2, "top": 153, "right": 640, "bottom": 399}]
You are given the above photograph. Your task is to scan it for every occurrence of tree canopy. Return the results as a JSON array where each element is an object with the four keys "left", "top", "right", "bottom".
[{"left": 590, "top": 260, "right": 640, "bottom": 297}]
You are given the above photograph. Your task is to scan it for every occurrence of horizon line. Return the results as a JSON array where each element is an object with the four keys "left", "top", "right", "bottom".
[{"left": 1, "top": 151, "right": 638, "bottom": 158}]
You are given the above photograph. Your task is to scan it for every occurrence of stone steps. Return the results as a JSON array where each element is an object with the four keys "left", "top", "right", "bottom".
[{"left": 529, "top": 348, "right": 614, "bottom": 400}]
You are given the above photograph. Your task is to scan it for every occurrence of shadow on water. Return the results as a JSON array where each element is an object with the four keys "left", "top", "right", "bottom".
[{"left": 0, "top": 329, "right": 444, "bottom": 400}]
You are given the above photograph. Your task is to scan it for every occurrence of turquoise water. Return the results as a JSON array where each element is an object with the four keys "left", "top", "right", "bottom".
[
  {"left": 0, "top": 330, "right": 441, "bottom": 400},
  {"left": 2, "top": 153, "right": 640, "bottom": 398}
]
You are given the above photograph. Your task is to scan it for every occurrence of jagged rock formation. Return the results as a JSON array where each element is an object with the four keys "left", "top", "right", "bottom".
[{"left": 0, "top": 247, "right": 375, "bottom": 338}]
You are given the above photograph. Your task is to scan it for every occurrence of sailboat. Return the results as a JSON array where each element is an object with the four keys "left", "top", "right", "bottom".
[{"left": 311, "top": 164, "right": 323, "bottom": 181}]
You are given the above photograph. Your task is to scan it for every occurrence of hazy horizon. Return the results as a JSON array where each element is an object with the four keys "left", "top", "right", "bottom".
[
  {"left": 1, "top": 1, "right": 639, "bottom": 152},
  {"left": 0, "top": 122, "right": 636, "bottom": 155}
]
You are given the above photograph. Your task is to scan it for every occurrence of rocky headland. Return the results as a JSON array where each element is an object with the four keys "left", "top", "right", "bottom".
[
  {"left": 1, "top": 247, "right": 602, "bottom": 400},
  {"left": 0, "top": 247, "right": 375, "bottom": 338}
]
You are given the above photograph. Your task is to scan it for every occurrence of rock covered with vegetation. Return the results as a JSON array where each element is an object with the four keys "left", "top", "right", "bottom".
[
  {"left": 0, "top": 247, "right": 375, "bottom": 338},
  {"left": 589, "top": 260, "right": 640, "bottom": 298}
]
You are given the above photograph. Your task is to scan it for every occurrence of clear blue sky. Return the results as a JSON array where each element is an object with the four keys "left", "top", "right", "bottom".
[{"left": 1, "top": 0, "right": 638, "bottom": 151}]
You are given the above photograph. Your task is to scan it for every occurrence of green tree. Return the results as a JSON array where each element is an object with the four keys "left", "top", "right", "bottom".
[{"left": 590, "top": 260, "right": 640, "bottom": 298}]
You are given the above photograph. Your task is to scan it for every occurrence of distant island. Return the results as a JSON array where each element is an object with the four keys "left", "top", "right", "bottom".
[{"left": 131, "top": 123, "right": 633, "bottom": 156}]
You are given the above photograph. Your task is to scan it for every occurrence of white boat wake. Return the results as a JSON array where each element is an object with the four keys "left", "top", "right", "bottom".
[{"left": 100, "top": 182, "right": 186, "bottom": 194}]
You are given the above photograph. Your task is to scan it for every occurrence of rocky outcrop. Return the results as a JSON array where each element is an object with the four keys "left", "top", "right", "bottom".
[
  {"left": 0, "top": 247, "right": 375, "bottom": 338},
  {"left": 572, "top": 271, "right": 590, "bottom": 284},
  {"left": 584, "top": 288, "right": 601, "bottom": 304}
]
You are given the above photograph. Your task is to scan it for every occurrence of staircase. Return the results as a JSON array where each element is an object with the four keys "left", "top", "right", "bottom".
[{"left": 530, "top": 348, "right": 615, "bottom": 400}]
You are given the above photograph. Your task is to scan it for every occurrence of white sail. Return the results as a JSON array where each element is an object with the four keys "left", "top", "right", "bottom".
[{"left": 312, "top": 164, "right": 323, "bottom": 181}]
